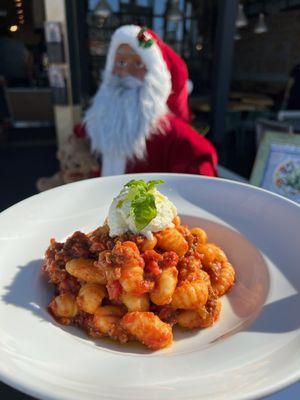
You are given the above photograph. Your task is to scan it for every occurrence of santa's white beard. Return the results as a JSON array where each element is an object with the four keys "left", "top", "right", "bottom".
[{"left": 84, "top": 74, "right": 169, "bottom": 176}]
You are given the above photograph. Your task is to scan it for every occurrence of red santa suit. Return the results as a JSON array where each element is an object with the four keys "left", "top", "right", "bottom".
[{"left": 76, "top": 25, "right": 218, "bottom": 177}]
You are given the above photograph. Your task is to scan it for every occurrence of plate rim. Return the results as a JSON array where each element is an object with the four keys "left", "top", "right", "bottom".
[
  {"left": 1, "top": 173, "right": 300, "bottom": 218},
  {"left": 1, "top": 172, "right": 300, "bottom": 400}
]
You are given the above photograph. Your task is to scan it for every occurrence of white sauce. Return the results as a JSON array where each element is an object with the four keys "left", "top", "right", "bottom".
[{"left": 108, "top": 187, "right": 177, "bottom": 239}]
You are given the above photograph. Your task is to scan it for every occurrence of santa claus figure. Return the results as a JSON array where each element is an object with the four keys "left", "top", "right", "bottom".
[{"left": 81, "top": 25, "right": 217, "bottom": 177}]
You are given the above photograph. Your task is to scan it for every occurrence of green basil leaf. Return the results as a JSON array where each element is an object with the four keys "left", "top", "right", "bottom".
[
  {"left": 117, "top": 180, "right": 165, "bottom": 230},
  {"left": 131, "top": 193, "right": 157, "bottom": 231},
  {"left": 125, "top": 180, "right": 148, "bottom": 191},
  {"left": 117, "top": 185, "right": 145, "bottom": 208},
  {"left": 146, "top": 180, "right": 165, "bottom": 191},
  {"left": 116, "top": 199, "right": 125, "bottom": 208},
  {"left": 126, "top": 186, "right": 142, "bottom": 201}
]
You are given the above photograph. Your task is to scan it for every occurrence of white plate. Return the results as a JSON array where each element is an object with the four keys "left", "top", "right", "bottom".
[{"left": 0, "top": 173, "right": 300, "bottom": 400}]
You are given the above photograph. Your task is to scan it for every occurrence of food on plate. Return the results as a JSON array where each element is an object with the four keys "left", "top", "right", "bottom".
[{"left": 42, "top": 179, "right": 235, "bottom": 350}]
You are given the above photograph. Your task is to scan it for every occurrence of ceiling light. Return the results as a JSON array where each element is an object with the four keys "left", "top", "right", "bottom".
[
  {"left": 9, "top": 25, "right": 18, "bottom": 32},
  {"left": 195, "top": 36, "right": 204, "bottom": 52},
  {"left": 254, "top": 13, "right": 268, "bottom": 34},
  {"left": 236, "top": 4, "right": 248, "bottom": 28},
  {"left": 17, "top": 9, "right": 23, "bottom": 14},
  {"left": 16, "top": 2, "right": 22, "bottom": 7}
]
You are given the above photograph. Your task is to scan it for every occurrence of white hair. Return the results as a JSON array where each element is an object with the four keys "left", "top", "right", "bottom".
[{"left": 84, "top": 71, "right": 170, "bottom": 175}]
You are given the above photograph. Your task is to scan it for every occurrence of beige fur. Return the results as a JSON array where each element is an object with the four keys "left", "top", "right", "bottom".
[{"left": 36, "top": 136, "right": 99, "bottom": 192}]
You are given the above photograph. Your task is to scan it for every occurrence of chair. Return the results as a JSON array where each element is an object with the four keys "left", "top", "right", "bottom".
[
  {"left": 277, "top": 111, "right": 300, "bottom": 133},
  {"left": 218, "top": 165, "right": 248, "bottom": 183},
  {"left": 255, "top": 118, "right": 292, "bottom": 148},
  {"left": 4, "top": 87, "right": 54, "bottom": 128}
]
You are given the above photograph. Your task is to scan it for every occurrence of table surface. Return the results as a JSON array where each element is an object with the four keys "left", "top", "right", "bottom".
[{"left": 189, "top": 92, "right": 274, "bottom": 113}]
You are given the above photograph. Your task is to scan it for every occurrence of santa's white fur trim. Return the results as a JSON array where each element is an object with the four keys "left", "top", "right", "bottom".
[
  {"left": 84, "top": 25, "right": 172, "bottom": 176},
  {"left": 103, "top": 25, "right": 171, "bottom": 101}
]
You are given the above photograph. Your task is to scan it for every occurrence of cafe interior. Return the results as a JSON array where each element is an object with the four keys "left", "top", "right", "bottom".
[{"left": 1, "top": 0, "right": 300, "bottom": 208}]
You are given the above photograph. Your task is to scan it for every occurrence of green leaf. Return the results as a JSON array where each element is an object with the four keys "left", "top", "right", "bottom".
[
  {"left": 146, "top": 180, "right": 165, "bottom": 191},
  {"left": 116, "top": 180, "right": 166, "bottom": 230},
  {"left": 116, "top": 199, "right": 125, "bottom": 208},
  {"left": 125, "top": 180, "right": 147, "bottom": 190},
  {"left": 139, "top": 39, "right": 155, "bottom": 48},
  {"left": 131, "top": 193, "right": 157, "bottom": 231},
  {"left": 117, "top": 185, "right": 144, "bottom": 208}
]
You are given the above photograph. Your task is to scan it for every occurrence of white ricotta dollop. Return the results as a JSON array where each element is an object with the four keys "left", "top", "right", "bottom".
[{"left": 108, "top": 187, "right": 177, "bottom": 239}]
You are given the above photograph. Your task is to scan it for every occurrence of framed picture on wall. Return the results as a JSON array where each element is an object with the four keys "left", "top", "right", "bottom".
[{"left": 250, "top": 131, "right": 300, "bottom": 204}]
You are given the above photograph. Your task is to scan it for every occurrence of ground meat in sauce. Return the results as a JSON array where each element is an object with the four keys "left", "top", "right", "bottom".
[{"left": 42, "top": 222, "right": 235, "bottom": 350}]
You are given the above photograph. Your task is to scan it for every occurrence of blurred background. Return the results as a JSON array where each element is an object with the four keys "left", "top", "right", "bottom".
[
  {"left": 1, "top": 1, "right": 300, "bottom": 399},
  {"left": 1, "top": 0, "right": 300, "bottom": 206}
]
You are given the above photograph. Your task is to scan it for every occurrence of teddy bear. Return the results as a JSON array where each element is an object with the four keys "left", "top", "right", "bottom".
[{"left": 36, "top": 135, "right": 100, "bottom": 192}]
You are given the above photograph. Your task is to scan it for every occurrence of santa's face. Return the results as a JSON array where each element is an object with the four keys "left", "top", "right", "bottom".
[
  {"left": 84, "top": 40, "right": 170, "bottom": 175},
  {"left": 113, "top": 44, "right": 147, "bottom": 81}
]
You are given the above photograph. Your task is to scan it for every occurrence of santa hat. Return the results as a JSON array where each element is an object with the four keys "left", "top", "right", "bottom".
[{"left": 104, "top": 25, "right": 190, "bottom": 122}]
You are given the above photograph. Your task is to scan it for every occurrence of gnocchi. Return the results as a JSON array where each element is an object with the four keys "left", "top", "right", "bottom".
[
  {"left": 121, "top": 311, "right": 173, "bottom": 350},
  {"left": 44, "top": 218, "right": 235, "bottom": 350},
  {"left": 48, "top": 293, "right": 78, "bottom": 324},
  {"left": 113, "top": 241, "right": 151, "bottom": 296},
  {"left": 66, "top": 258, "right": 106, "bottom": 284},
  {"left": 196, "top": 243, "right": 235, "bottom": 296},
  {"left": 171, "top": 279, "right": 209, "bottom": 309},
  {"left": 177, "top": 292, "right": 222, "bottom": 329},
  {"left": 76, "top": 283, "right": 106, "bottom": 314},
  {"left": 120, "top": 292, "right": 150, "bottom": 311},
  {"left": 93, "top": 305, "right": 126, "bottom": 335},
  {"left": 150, "top": 267, "right": 178, "bottom": 305},
  {"left": 156, "top": 227, "right": 188, "bottom": 257}
]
